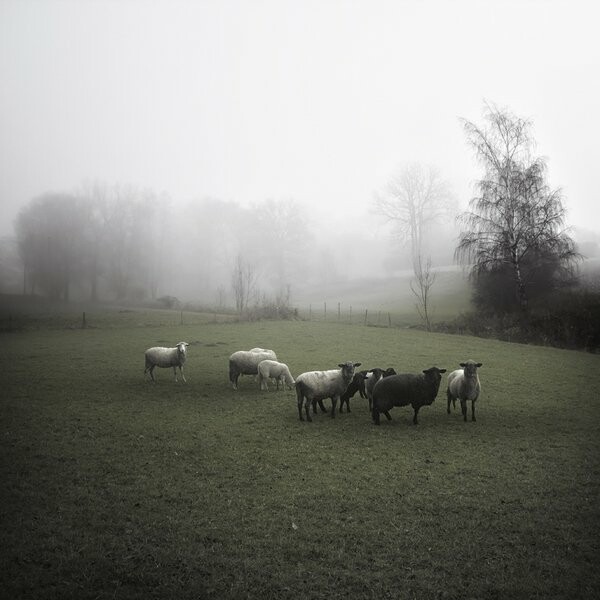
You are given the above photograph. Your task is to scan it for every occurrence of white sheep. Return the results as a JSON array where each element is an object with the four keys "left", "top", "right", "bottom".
[
  {"left": 295, "top": 361, "right": 361, "bottom": 421},
  {"left": 144, "top": 342, "right": 189, "bottom": 382},
  {"left": 257, "top": 359, "right": 295, "bottom": 391},
  {"left": 446, "top": 360, "right": 483, "bottom": 422},
  {"left": 229, "top": 348, "right": 277, "bottom": 390}
]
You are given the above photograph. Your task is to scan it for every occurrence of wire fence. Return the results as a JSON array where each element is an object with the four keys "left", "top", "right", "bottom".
[{"left": 296, "top": 301, "right": 398, "bottom": 327}]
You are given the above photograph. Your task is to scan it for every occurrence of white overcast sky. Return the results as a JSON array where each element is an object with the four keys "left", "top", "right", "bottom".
[{"left": 1, "top": 0, "right": 599, "bottom": 237}]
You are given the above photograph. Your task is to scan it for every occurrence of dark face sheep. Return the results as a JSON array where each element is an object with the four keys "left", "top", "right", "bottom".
[
  {"left": 365, "top": 367, "right": 397, "bottom": 412},
  {"left": 372, "top": 366, "right": 446, "bottom": 425},
  {"left": 339, "top": 370, "right": 369, "bottom": 413}
]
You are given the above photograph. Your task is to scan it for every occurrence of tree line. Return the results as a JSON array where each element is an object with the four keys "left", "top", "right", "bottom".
[
  {"left": 10, "top": 184, "right": 321, "bottom": 306},
  {"left": 5, "top": 103, "right": 595, "bottom": 346}
]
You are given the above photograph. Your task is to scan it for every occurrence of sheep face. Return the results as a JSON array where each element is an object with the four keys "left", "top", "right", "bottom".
[
  {"left": 460, "top": 360, "right": 483, "bottom": 378},
  {"left": 422, "top": 366, "right": 446, "bottom": 385}
]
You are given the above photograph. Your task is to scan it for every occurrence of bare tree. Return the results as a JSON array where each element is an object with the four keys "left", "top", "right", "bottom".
[
  {"left": 410, "top": 255, "right": 436, "bottom": 331},
  {"left": 456, "top": 104, "right": 580, "bottom": 312},
  {"left": 374, "top": 162, "right": 452, "bottom": 270},
  {"left": 231, "top": 254, "right": 257, "bottom": 315}
]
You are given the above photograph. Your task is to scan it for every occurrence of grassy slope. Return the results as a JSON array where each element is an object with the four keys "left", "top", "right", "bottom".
[{"left": 1, "top": 317, "right": 599, "bottom": 599}]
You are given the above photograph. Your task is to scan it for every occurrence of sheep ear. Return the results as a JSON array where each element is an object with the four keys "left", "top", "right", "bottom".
[
  {"left": 338, "top": 364, "right": 345, "bottom": 368},
  {"left": 439, "top": 369, "right": 447, "bottom": 373},
  {"left": 353, "top": 362, "right": 362, "bottom": 367},
  {"left": 459, "top": 362, "right": 466, "bottom": 367},
  {"left": 476, "top": 363, "right": 482, "bottom": 367}
]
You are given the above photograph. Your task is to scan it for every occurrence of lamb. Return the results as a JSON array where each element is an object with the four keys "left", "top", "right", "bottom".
[
  {"left": 257, "top": 359, "right": 295, "bottom": 391},
  {"left": 371, "top": 366, "right": 446, "bottom": 425},
  {"left": 365, "top": 367, "right": 397, "bottom": 412},
  {"left": 339, "top": 369, "right": 369, "bottom": 413},
  {"left": 295, "top": 362, "right": 361, "bottom": 421},
  {"left": 446, "top": 360, "right": 483, "bottom": 422},
  {"left": 144, "top": 342, "right": 189, "bottom": 382},
  {"left": 229, "top": 348, "right": 277, "bottom": 390}
]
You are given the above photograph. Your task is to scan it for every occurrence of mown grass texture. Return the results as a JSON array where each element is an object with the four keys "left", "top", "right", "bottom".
[{"left": 1, "top": 317, "right": 599, "bottom": 599}]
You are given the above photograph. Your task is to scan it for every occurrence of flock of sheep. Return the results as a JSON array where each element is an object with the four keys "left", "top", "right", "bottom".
[{"left": 144, "top": 342, "right": 483, "bottom": 426}]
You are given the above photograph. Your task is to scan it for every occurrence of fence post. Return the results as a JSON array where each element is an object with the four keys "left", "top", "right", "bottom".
[
  {"left": 349, "top": 306, "right": 352, "bottom": 323},
  {"left": 337, "top": 302, "right": 341, "bottom": 321},
  {"left": 388, "top": 312, "right": 392, "bottom": 327},
  {"left": 82, "top": 312, "right": 87, "bottom": 329},
  {"left": 364, "top": 309, "right": 368, "bottom": 325},
  {"left": 324, "top": 302, "right": 327, "bottom": 320}
]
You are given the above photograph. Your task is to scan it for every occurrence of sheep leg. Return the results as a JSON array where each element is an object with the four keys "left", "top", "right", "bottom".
[
  {"left": 304, "top": 399, "right": 312, "bottom": 422},
  {"left": 412, "top": 406, "right": 420, "bottom": 425},
  {"left": 460, "top": 399, "right": 468, "bottom": 422},
  {"left": 471, "top": 401, "right": 476, "bottom": 422},
  {"left": 446, "top": 391, "right": 452, "bottom": 414},
  {"left": 179, "top": 366, "right": 186, "bottom": 383},
  {"left": 259, "top": 374, "right": 268, "bottom": 391},
  {"left": 330, "top": 397, "right": 338, "bottom": 418},
  {"left": 383, "top": 411, "right": 392, "bottom": 421},
  {"left": 372, "top": 407, "right": 380, "bottom": 425},
  {"left": 312, "top": 399, "right": 327, "bottom": 414},
  {"left": 147, "top": 365, "right": 156, "bottom": 382}
]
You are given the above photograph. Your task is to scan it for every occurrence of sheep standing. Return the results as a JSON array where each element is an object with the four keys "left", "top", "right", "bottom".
[
  {"left": 339, "top": 370, "right": 369, "bottom": 413},
  {"left": 144, "top": 342, "right": 189, "bottom": 382},
  {"left": 295, "top": 362, "right": 361, "bottom": 421},
  {"left": 372, "top": 367, "right": 446, "bottom": 425},
  {"left": 446, "top": 360, "right": 483, "bottom": 422},
  {"left": 257, "top": 359, "right": 295, "bottom": 391},
  {"left": 365, "top": 367, "right": 397, "bottom": 412},
  {"left": 229, "top": 349, "right": 277, "bottom": 390}
]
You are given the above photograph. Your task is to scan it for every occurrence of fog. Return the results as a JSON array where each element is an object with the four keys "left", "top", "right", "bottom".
[{"left": 1, "top": 0, "right": 599, "bottom": 305}]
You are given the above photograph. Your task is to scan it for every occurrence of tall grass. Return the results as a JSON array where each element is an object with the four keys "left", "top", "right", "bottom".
[{"left": 1, "top": 316, "right": 599, "bottom": 599}]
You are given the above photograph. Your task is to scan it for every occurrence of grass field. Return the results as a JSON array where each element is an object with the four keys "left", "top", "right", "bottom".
[{"left": 1, "top": 311, "right": 600, "bottom": 599}]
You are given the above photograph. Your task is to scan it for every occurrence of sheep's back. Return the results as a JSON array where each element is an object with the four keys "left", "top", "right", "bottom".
[
  {"left": 230, "top": 351, "right": 274, "bottom": 374},
  {"left": 296, "top": 369, "right": 345, "bottom": 400},
  {"left": 145, "top": 347, "right": 179, "bottom": 368}
]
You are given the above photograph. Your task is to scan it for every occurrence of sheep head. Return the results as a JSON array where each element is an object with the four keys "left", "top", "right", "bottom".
[
  {"left": 338, "top": 362, "right": 362, "bottom": 381},
  {"left": 176, "top": 342, "right": 189, "bottom": 355},
  {"left": 422, "top": 366, "right": 447, "bottom": 387},
  {"left": 459, "top": 360, "right": 482, "bottom": 378}
]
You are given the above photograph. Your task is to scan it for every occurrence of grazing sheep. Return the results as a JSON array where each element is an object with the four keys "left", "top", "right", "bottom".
[
  {"left": 446, "top": 360, "right": 483, "bottom": 422},
  {"left": 372, "top": 367, "right": 446, "bottom": 425},
  {"left": 229, "top": 349, "right": 277, "bottom": 389},
  {"left": 257, "top": 359, "right": 295, "bottom": 391},
  {"left": 295, "top": 362, "right": 362, "bottom": 421},
  {"left": 339, "top": 369, "right": 369, "bottom": 413},
  {"left": 144, "top": 342, "right": 189, "bottom": 382},
  {"left": 365, "top": 367, "right": 397, "bottom": 412}
]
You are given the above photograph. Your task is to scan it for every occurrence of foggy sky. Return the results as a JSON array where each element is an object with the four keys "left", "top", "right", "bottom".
[{"left": 1, "top": 0, "right": 599, "bottom": 238}]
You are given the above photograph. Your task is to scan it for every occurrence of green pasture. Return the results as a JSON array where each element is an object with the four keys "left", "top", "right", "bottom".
[{"left": 1, "top": 312, "right": 599, "bottom": 599}]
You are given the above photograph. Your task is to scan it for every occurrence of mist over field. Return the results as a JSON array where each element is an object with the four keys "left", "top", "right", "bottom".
[{"left": 1, "top": 0, "right": 599, "bottom": 325}]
